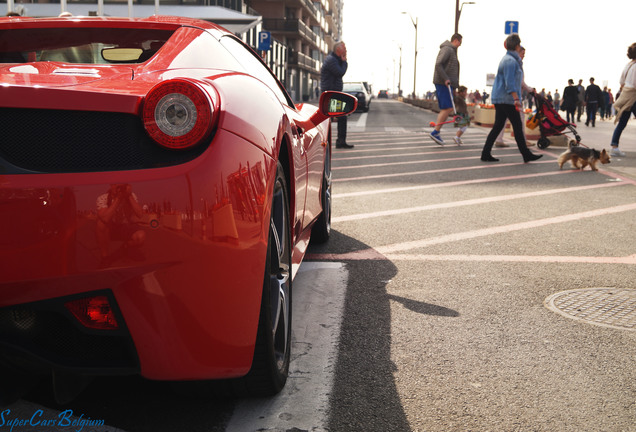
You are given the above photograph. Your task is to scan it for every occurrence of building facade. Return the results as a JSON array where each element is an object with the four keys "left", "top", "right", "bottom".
[
  {"left": 247, "top": 0, "right": 344, "bottom": 102},
  {"left": 3, "top": 0, "right": 344, "bottom": 103}
]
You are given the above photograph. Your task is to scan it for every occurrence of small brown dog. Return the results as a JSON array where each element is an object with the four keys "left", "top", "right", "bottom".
[{"left": 557, "top": 144, "right": 611, "bottom": 171}]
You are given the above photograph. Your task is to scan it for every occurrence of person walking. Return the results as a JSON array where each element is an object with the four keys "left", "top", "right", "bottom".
[
  {"left": 553, "top": 89, "right": 561, "bottom": 111},
  {"left": 430, "top": 33, "right": 462, "bottom": 145},
  {"left": 576, "top": 79, "right": 585, "bottom": 122},
  {"left": 320, "top": 41, "right": 352, "bottom": 148},
  {"left": 453, "top": 86, "right": 470, "bottom": 145},
  {"left": 584, "top": 77, "right": 603, "bottom": 127},
  {"left": 609, "top": 42, "right": 636, "bottom": 157},
  {"left": 494, "top": 44, "right": 532, "bottom": 148},
  {"left": 480, "top": 34, "right": 542, "bottom": 163},
  {"left": 600, "top": 87, "right": 609, "bottom": 120},
  {"left": 562, "top": 79, "right": 578, "bottom": 124}
]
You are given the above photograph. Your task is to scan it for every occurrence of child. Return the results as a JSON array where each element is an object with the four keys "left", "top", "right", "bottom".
[{"left": 453, "top": 85, "right": 470, "bottom": 145}]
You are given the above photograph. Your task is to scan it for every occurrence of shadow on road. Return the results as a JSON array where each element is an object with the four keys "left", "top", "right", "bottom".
[
  {"left": 387, "top": 294, "right": 460, "bottom": 317},
  {"left": 309, "top": 230, "right": 413, "bottom": 431}
]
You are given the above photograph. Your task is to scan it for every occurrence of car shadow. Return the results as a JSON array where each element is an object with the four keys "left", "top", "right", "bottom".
[{"left": 308, "top": 229, "right": 458, "bottom": 431}]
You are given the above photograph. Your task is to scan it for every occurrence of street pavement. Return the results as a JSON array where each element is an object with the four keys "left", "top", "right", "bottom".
[{"left": 310, "top": 99, "right": 636, "bottom": 431}]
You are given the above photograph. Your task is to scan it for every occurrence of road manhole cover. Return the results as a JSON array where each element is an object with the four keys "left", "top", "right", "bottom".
[{"left": 545, "top": 288, "right": 636, "bottom": 331}]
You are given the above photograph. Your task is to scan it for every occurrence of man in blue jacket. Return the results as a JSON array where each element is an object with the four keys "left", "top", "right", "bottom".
[
  {"left": 321, "top": 41, "right": 352, "bottom": 148},
  {"left": 480, "top": 33, "right": 542, "bottom": 163}
]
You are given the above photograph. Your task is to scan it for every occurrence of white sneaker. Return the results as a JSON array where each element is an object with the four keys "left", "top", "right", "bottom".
[
  {"left": 611, "top": 147, "right": 626, "bottom": 157},
  {"left": 494, "top": 141, "right": 509, "bottom": 147},
  {"left": 453, "top": 136, "right": 463, "bottom": 145}
]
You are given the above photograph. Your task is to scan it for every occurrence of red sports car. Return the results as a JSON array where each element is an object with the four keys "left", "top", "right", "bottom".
[{"left": 0, "top": 15, "right": 356, "bottom": 402}]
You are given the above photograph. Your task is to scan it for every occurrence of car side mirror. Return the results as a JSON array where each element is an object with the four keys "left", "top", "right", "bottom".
[
  {"left": 320, "top": 91, "right": 358, "bottom": 117},
  {"left": 296, "top": 91, "right": 358, "bottom": 132}
]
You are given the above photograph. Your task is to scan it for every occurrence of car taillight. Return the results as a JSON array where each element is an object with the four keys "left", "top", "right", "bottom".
[
  {"left": 65, "top": 296, "right": 119, "bottom": 330},
  {"left": 142, "top": 78, "right": 215, "bottom": 150}
]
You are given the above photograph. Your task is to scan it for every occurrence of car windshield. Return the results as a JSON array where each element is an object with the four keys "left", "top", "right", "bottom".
[
  {"left": 0, "top": 27, "right": 175, "bottom": 64},
  {"left": 343, "top": 83, "right": 364, "bottom": 92}
]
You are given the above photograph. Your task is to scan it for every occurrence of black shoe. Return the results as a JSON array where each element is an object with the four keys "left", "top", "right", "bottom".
[
  {"left": 336, "top": 142, "right": 354, "bottom": 149},
  {"left": 523, "top": 153, "right": 543, "bottom": 163},
  {"left": 481, "top": 155, "right": 499, "bottom": 162}
]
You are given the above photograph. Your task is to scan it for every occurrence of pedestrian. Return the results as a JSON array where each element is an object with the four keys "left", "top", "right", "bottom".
[
  {"left": 553, "top": 89, "right": 561, "bottom": 111},
  {"left": 495, "top": 44, "right": 532, "bottom": 148},
  {"left": 609, "top": 42, "right": 636, "bottom": 157},
  {"left": 480, "top": 34, "right": 542, "bottom": 163},
  {"left": 453, "top": 85, "right": 470, "bottom": 145},
  {"left": 576, "top": 79, "right": 585, "bottom": 122},
  {"left": 599, "top": 87, "right": 609, "bottom": 120},
  {"left": 584, "top": 77, "right": 602, "bottom": 127},
  {"left": 607, "top": 88, "right": 614, "bottom": 119},
  {"left": 562, "top": 79, "right": 578, "bottom": 124},
  {"left": 474, "top": 89, "right": 482, "bottom": 104},
  {"left": 430, "top": 33, "right": 462, "bottom": 145},
  {"left": 320, "top": 41, "right": 352, "bottom": 148}
]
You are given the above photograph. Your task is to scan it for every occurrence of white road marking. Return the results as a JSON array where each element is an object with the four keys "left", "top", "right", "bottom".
[{"left": 226, "top": 261, "right": 348, "bottom": 432}]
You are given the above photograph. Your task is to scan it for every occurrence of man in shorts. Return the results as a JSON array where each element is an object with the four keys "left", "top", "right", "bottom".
[{"left": 430, "top": 33, "right": 462, "bottom": 145}]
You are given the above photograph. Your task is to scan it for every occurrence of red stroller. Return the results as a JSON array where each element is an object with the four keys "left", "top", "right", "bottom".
[{"left": 528, "top": 93, "right": 581, "bottom": 149}]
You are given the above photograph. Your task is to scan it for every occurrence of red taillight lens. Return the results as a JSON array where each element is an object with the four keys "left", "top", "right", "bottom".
[
  {"left": 142, "top": 79, "right": 215, "bottom": 150},
  {"left": 65, "top": 296, "right": 119, "bottom": 330}
]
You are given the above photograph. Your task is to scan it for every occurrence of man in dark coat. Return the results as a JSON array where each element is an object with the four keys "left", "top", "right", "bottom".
[
  {"left": 584, "top": 77, "right": 603, "bottom": 127},
  {"left": 320, "top": 41, "right": 352, "bottom": 148},
  {"left": 562, "top": 78, "right": 579, "bottom": 124}
]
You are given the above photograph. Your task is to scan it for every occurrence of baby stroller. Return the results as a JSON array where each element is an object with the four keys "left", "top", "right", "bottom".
[{"left": 527, "top": 93, "right": 581, "bottom": 149}]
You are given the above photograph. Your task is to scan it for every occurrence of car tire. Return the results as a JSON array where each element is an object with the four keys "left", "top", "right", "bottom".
[
  {"left": 310, "top": 147, "right": 331, "bottom": 244},
  {"left": 237, "top": 161, "right": 292, "bottom": 395}
]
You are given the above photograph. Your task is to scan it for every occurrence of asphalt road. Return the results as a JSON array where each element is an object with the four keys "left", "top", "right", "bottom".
[
  {"left": 11, "top": 99, "right": 636, "bottom": 431},
  {"left": 313, "top": 99, "right": 636, "bottom": 431}
]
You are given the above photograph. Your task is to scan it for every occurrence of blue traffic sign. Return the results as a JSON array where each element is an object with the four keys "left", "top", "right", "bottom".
[
  {"left": 505, "top": 21, "right": 519, "bottom": 34},
  {"left": 258, "top": 31, "right": 271, "bottom": 51}
]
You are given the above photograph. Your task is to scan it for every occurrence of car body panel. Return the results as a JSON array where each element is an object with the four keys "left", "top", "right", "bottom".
[{"left": 0, "top": 16, "right": 335, "bottom": 386}]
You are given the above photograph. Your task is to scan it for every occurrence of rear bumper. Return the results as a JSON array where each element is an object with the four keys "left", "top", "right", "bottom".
[{"left": 0, "top": 130, "right": 276, "bottom": 381}]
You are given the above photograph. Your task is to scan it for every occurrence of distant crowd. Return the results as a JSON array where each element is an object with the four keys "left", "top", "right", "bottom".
[{"left": 423, "top": 82, "right": 619, "bottom": 119}]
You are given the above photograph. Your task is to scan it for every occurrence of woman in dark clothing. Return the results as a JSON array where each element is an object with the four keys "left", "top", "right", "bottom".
[{"left": 562, "top": 79, "right": 579, "bottom": 124}]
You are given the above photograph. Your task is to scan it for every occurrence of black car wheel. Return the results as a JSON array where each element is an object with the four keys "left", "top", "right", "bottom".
[
  {"left": 311, "top": 147, "right": 331, "bottom": 243},
  {"left": 240, "top": 161, "right": 291, "bottom": 395}
]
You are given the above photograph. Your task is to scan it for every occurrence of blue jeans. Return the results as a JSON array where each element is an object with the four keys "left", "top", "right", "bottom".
[{"left": 611, "top": 103, "right": 636, "bottom": 146}]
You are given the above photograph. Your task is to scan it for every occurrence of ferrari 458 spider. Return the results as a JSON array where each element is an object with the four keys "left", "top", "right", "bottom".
[{"left": 0, "top": 15, "right": 356, "bottom": 403}]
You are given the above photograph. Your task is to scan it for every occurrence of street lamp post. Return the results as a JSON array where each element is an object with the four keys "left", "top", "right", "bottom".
[
  {"left": 401, "top": 12, "right": 418, "bottom": 99},
  {"left": 397, "top": 44, "right": 403, "bottom": 97},
  {"left": 455, "top": 1, "right": 475, "bottom": 34}
]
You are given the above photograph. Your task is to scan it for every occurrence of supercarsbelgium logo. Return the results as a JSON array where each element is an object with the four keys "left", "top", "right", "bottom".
[{"left": 0, "top": 409, "right": 105, "bottom": 432}]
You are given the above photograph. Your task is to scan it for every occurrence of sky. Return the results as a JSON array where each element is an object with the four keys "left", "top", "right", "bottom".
[{"left": 341, "top": 0, "right": 636, "bottom": 99}]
